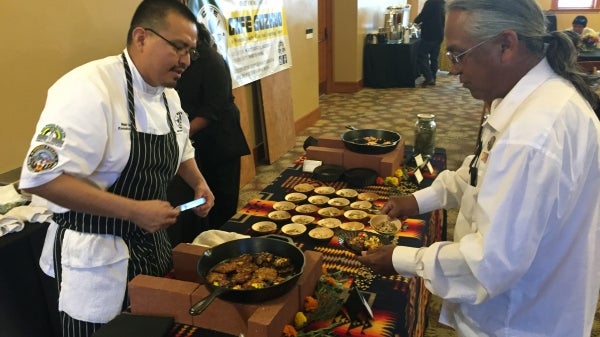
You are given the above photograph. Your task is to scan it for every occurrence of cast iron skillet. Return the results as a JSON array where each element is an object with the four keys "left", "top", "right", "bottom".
[
  {"left": 341, "top": 125, "right": 401, "bottom": 154},
  {"left": 189, "top": 235, "right": 305, "bottom": 316}
]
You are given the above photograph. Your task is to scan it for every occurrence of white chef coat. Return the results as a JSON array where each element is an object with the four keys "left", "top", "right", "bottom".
[
  {"left": 19, "top": 50, "right": 195, "bottom": 323},
  {"left": 392, "top": 59, "right": 600, "bottom": 336},
  {"left": 19, "top": 50, "right": 195, "bottom": 210}
]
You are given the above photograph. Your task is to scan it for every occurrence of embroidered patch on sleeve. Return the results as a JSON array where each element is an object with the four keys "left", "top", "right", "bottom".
[
  {"left": 175, "top": 111, "right": 184, "bottom": 132},
  {"left": 27, "top": 145, "right": 59, "bottom": 172},
  {"left": 36, "top": 124, "right": 66, "bottom": 147}
]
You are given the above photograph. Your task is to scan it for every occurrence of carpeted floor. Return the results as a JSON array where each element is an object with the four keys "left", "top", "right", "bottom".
[{"left": 236, "top": 73, "right": 600, "bottom": 336}]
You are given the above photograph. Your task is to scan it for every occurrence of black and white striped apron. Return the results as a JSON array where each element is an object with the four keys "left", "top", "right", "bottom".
[{"left": 52, "top": 53, "right": 179, "bottom": 337}]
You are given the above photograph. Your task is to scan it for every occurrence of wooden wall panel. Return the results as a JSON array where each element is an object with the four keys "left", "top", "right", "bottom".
[
  {"left": 260, "top": 69, "right": 296, "bottom": 164},
  {"left": 232, "top": 86, "right": 256, "bottom": 187}
]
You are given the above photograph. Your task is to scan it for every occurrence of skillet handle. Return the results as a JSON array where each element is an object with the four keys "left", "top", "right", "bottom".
[
  {"left": 346, "top": 125, "right": 358, "bottom": 130},
  {"left": 263, "top": 234, "right": 294, "bottom": 245},
  {"left": 189, "top": 287, "right": 229, "bottom": 316}
]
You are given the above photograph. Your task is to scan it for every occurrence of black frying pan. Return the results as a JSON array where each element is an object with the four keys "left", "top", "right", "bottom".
[
  {"left": 341, "top": 125, "right": 401, "bottom": 154},
  {"left": 189, "top": 235, "right": 305, "bottom": 316}
]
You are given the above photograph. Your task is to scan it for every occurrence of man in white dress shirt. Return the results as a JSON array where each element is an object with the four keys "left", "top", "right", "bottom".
[{"left": 358, "top": 0, "right": 600, "bottom": 336}]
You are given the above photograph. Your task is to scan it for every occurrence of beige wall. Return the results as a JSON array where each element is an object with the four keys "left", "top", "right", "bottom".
[
  {"left": 0, "top": 0, "right": 319, "bottom": 174},
  {"left": 0, "top": 0, "right": 139, "bottom": 173},
  {"left": 283, "top": 0, "right": 319, "bottom": 121}
]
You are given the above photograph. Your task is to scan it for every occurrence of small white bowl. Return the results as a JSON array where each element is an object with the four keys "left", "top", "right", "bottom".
[
  {"left": 267, "top": 210, "right": 292, "bottom": 222},
  {"left": 251, "top": 221, "right": 278, "bottom": 234},
  {"left": 291, "top": 214, "right": 315, "bottom": 225},
  {"left": 308, "top": 195, "right": 330, "bottom": 206},
  {"left": 317, "top": 217, "right": 342, "bottom": 229},
  {"left": 350, "top": 200, "right": 372, "bottom": 210},
  {"left": 293, "top": 183, "right": 315, "bottom": 193},
  {"left": 340, "top": 221, "right": 365, "bottom": 231},
  {"left": 369, "top": 214, "right": 402, "bottom": 235},
  {"left": 285, "top": 192, "right": 308, "bottom": 203},
  {"left": 357, "top": 192, "right": 379, "bottom": 202},
  {"left": 309, "top": 227, "right": 334, "bottom": 241},
  {"left": 314, "top": 186, "right": 336, "bottom": 195},
  {"left": 273, "top": 201, "right": 296, "bottom": 211},
  {"left": 343, "top": 209, "right": 369, "bottom": 221},
  {"left": 327, "top": 197, "right": 350, "bottom": 208},
  {"left": 281, "top": 223, "right": 307, "bottom": 236},
  {"left": 336, "top": 188, "right": 358, "bottom": 199},
  {"left": 295, "top": 204, "right": 319, "bottom": 214},
  {"left": 318, "top": 207, "right": 343, "bottom": 218}
]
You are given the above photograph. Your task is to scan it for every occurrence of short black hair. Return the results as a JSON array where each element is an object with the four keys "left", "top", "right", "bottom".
[
  {"left": 127, "top": 0, "right": 197, "bottom": 45},
  {"left": 573, "top": 15, "right": 588, "bottom": 27}
]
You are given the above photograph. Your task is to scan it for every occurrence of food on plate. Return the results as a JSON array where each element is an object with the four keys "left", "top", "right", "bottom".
[
  {"left": 335, "top": 188, "right": 358, "bottom": 198},
  {"left": 285, "top": 192, "right": 308, "bottom": 203},
  {"left": 340, "top": 221, "right": 365, "bottom": 231},
  {"left": 251, "top": 221, "right": 278, "bottom": 234},
  {"left": 318, "top": 207, "right": 342, "bottom": 217},
  {"left": 291, "top": 215, "right": 315, "bottom": 225},
  {"left": 317, "top": 217, "right": 342, "bottom": 228},
  {"left": 268, "top": 210, "right": 292, "bottom": 221},
  {"left": 357, "top": 192, "right": 379, "bottom": 202},
  {"left": 273, "top": 201, "right": 296, "bottom": 211},
  {"left": 314, "top": 186, "right": 336, "bottom": 195},
  {"left": 327, "top": 197, "right": 350, "bottom": 208},
  {"left": 293, "top": 183, "right": 315, "bottom": 193},
  {"left": 344, "top": 210, "right": 368, "bottom": 221},
  {"left": 295, "top": 204, "right": 319, "bottom": 214},
  {"left": 345, "top": 232, "right": 382, "bottom": 252},
  {"left": 308, "top": 227, "right": 334, "bottom": 241},
  {"left": 369, "top": 214, "right": 401, "bottom": 235},
  {"left": 206, "top": 252, "right": 295, "bottom": 290},
  {"left": 281, "top": 223, "right": 307, "bottom": 236},
  {"left": 308, "top": 195, "right": 330, "bottom": 205},
  {"left": 350, "top": 200, "right": 372, "bottom": 210},
  {"left": 363, "top": 136, "right": 392, "bottom": 145}
]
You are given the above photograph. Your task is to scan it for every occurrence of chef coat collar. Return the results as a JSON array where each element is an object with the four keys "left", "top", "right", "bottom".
[
  {"left": 122, "top": 49, "right": 165, "bottom": 96},
  {"left": 485, "top": 58, "right": 555, "bottom": 133}
]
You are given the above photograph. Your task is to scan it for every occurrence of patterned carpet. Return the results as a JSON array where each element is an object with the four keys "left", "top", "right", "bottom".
[{"left": 236, "top": 73, "right": 600, "bottom": 336}]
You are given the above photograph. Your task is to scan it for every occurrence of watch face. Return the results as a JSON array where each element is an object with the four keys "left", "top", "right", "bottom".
[{"left": 198, "top": 4, "right": 228, "bottom": 58}]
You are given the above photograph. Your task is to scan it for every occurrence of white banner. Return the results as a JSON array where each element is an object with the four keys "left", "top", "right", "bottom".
[{"left": 185, "top": 0, "right": 293, "bottom": 88}]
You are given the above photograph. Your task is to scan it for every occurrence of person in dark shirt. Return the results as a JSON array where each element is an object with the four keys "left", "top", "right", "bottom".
[
  {"left": 415, "top": 0, "right": 446, "bottom": 86},
  {"left": 171, "top": 22, "right": 251, "bottom": 236}
]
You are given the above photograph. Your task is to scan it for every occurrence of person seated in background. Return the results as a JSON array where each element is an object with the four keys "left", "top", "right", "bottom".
[{"left": 570, "top": 15, "right": 597, "bottom": 36}]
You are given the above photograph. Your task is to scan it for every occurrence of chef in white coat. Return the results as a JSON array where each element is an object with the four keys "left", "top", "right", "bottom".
[{"left": 19, "top": 1, "right": 214, "bottom": 336}]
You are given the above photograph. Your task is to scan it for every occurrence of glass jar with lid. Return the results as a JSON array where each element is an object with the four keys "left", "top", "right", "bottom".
[{"left": 413, "top": 114, "right": 436, "bottom": 158}]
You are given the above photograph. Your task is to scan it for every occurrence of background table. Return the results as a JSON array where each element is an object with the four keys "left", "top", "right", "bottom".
[
  {"left": 578, "top": 48, "right": 600, "bottom": 62},
  {"left": 0, "top": 222, "right": 60, "bottom": 337},
  {"left": 363, "top": 39, "right": 421, "bottom": 88}
]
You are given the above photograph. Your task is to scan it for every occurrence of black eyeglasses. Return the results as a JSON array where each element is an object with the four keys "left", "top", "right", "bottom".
[
  {"left": 144, "top": 27, "right": 199, "bottom": 61},
  {"left": 446, "top": 33, "right": 500, "bottom": 65}
]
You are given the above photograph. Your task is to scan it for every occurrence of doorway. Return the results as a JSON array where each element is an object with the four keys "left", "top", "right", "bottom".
[{"left": 318, "top": 0, "right": 332, "bottom": 95}]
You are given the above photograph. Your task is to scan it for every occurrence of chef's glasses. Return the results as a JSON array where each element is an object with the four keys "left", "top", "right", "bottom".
[
  {"left": 144, "top": 27, "right": 199, "bottom": 61},
  {"left": 446, "top": 33, "right": 501, "bottom": 65}
]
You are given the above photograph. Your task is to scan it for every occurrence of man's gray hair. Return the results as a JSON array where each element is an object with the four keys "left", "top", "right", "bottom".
[{"left": 447, "top": 0, "right": 599, "bottom": 109}]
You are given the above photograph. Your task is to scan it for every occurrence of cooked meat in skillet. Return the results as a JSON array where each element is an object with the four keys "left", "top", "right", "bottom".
[
  {"left": 254, "top": 252, "right": 274, "bottom": 266},
  {"left": 206, "top": 272, "right": 231, "bottom": 287},
  {"left": 255, "top": 267, "right": 278, "bottom": 282},
  {"left": 206, "top": 252, "right": 295, "bottom": 290}
]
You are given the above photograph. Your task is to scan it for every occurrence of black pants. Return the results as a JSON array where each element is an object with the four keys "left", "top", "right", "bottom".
[
  {"left": 417, "top": 39, "right": 443, "bottom": 82},
  {"left": 200, "top": 157, "right": 242, "bottom": 229}
]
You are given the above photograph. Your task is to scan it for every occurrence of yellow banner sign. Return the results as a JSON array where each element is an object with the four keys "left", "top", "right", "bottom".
[{"left": 186, "top": 0, "right": 292, "bottom": 88}]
